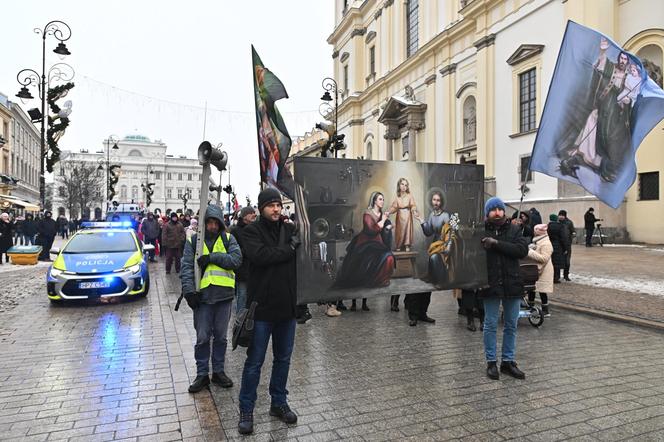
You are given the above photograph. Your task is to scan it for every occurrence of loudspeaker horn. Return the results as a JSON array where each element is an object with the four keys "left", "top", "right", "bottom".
[{"left": 198, "top": 141, "right": 228, "bottom": 171}]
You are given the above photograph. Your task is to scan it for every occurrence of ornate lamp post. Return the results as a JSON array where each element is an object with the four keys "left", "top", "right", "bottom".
[
  {"left": 318, "top": 77, "right": 346, "bottom": 158},
  {"left": 96, "top": 135, "right": 119, "bottom": 214},
  {"left": 141, "top": 165, "right": 155, "bottom": 209},
  {"left": 16, "top": 20, "right": 74, "bottom": 210}
]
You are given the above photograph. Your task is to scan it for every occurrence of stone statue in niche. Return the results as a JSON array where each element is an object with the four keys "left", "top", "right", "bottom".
[{"left": 463, "top": 102, "right": 476, "bottom": 145}]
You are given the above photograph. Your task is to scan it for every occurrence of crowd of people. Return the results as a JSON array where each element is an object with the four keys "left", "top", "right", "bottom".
[{"left": 0, "top": 211, "right": 76, "bottom": 263}]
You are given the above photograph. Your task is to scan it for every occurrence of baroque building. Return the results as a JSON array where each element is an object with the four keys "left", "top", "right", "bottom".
[
  {"left": 329, "top": 0, "right": 664, "bottom": 243},
  {"left": 53, "top": 134, "right": 216, "bottom": 218}
]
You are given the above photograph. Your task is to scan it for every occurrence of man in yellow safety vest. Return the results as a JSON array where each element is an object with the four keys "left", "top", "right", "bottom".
[{"left": 181, "top": 204, "right": 242, "bottom": 393}]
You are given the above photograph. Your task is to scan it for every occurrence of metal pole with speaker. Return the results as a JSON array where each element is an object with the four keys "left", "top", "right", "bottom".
[{"left": 194, "top": 141, "right": 228, "bottom": 291}]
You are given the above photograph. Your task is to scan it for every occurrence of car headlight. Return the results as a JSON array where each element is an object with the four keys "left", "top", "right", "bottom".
[
  {"left": 126, "top": 264, "right": 141, "bottom": 274},
  {"left": 50, "top": 268, "right": 64, "bottom": 277}
]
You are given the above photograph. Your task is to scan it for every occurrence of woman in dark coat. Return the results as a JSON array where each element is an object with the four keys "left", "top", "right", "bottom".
[
  {"left": 547, "top": 213, "right": 571, "bottom": 283},
  {"left": 334, "top": 192, "right": 395, "bottom": 289},
  {"left": 0, "top": 213, "right": 15, "bottom": 264}
]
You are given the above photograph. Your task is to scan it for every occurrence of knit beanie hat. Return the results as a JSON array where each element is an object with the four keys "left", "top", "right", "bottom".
[
  {"left": 258, "top": 188, "right": 282, "bottom": 211},
  {"left": 549, "top": 213, "right": 558, "bottom": 222},
  {"left": 484, "top": 197, "right": 506, "bottom": 217},
  {"left": 239, "top": 206, "right": 256, "bottom": 218},
  {"left": 534, "top": 223, "right": 548, "bottom": 235}
]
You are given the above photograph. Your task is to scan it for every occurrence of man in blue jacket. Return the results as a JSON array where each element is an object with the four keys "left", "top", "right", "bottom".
[{"left": 181, "top": 204, "right": 242, "bottom": 393}]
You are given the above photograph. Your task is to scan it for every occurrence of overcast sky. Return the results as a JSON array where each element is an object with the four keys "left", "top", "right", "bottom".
[{"left": 1, "top": 0, "right": 334, "bottom": 202}]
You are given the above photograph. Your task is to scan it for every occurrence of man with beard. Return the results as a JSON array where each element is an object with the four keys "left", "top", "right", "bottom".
[
  {"left": 480, "top": 197, "right": 529, "bottom": 380},
  {"left": 559, "top": 39, "right": 633, "bottom": 182}
]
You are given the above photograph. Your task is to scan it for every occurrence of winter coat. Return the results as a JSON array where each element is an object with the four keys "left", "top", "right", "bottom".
[
  {"left": 141, "top": 218, "right": 160, "bottom": 240},
  {"left": 0, "top": 221, "right": 14, "bottom": 252},
  {"left": 482, "top": 218, "right": 529, "bottom": 299},
  {"left": 37, "top": 218, "right": 57, "bottom": 239},
  {"left": 22, "top": 218, "right": 38, "bottom": 236},
  {"left": 229, "top": 219, "right": 251, "bottom": 282},
  {"left": 526, "top": 234, "right": 554, "bottom": 294},
  {"left": 243, "top": 216, "right": 297, "bottom": 322},
  {"left": 584, "top": 211, "right": 598, "bottom": 229},
  {"left": 547, "top": 221, "right": 570, "bottom": 268},
  {"left": 161, "top": 220, "right": 186, "bottom": 249},
  {"left": 14, "top": 219, "right": 24, "bottom": 235},
  {"left": 181, "top": 205, "right": 242, "bottom": 303},
  {"left": 560, "top": 218, "right": 576, "bottom": 245}
]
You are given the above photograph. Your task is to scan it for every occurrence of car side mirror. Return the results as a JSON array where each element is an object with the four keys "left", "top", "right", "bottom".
[
  {"left": 50, "top": 247, "right": 60, "bottom": 255},
  {"left": 143, "top": 244, "right": 155, "bottom": 252}
]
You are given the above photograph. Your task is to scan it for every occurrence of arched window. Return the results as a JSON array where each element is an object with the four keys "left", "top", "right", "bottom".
[
  {"left": 366, "top": 142, "right": 373, "bottom": 160},
  {"left": 463, "top": 96, "right": 477, "bottom": 145},
  {"left": 637, "top": 44, "right": 663, "bottom": 88},
  {"left": 128, "top": 149, "right": 142, "bottom": 157},
  {"left": 131, "top": 186, "right": 139, "bottom": 200},
  {"left": 120, "top": 185, "right": 127, "bottom": 199}
]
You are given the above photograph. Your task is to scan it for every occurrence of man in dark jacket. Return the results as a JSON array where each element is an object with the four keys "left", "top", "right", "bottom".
[
  {"left": 181, "top": 204, "right": 242, "bottom": 394},
  {"left": 141, "top": 212, "right": 161, "bottom": 262},
  {"left": 237, "top": 188, "right": 300, "bottom": 435},
  {"left": 528, "top": 207, "right": 543, "bottom": 226},
  {"left": 548, "top": 214, "right": 571, "bottom": 283},
  {"left": 22, "top": 214, "right": 38, "bottom": 245},
  {"left": 37, "top": 211, "right": 58, "bottom": 261},
  {"left": 558, "top": 210, "right": 576, "bottom": 280},
  {"left": 229, "top": 206, "right": 256, "bottom": 313},
  {"left": 162, "top": 212, "right": 186, "bottom": 273},
  {"left": 480, "top": 197, "right": 529, "bottom": 381},
  {"left": 584, "top": 207, "right": 599, "bottom": 247}
]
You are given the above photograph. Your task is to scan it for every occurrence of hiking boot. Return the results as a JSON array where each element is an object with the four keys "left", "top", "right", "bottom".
[
  {"left": 270, "top": 404, "right": 298, "bottom": 424},
  {"left": 361, "top": 300, "right": 370, "bottom": 311},
  {"left": 487, "top": 361, "right": 499, "bottom": 380},
  {"left": 238, "top": 411, "right": 254, "bottom": 435},
  {"left": 350, "top": 301, "right": 357, "bottom": 311},
  {"left": 500, "top": 361, "right": 526, "bottom": 379},
  {"left": 211, "top": 372, "right": 233, "bottom": 388},
  {"left": 188, "top": 375, "right": 210, "bottom": 393}
]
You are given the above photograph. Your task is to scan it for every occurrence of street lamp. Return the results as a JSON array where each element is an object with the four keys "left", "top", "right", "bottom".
[
  {"left": 15, "top": 20, "right": 74, "bottom": 210},
  {"left": 97, "top": 135, "right": 119, "bottom": 214},
  {"left": 319, "top": 77, "right": 346, "bottom": 158}
]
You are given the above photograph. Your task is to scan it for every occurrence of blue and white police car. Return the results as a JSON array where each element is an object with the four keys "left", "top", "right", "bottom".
[{"left": 46, "top": 222, "right": 154, "bottom": 303}]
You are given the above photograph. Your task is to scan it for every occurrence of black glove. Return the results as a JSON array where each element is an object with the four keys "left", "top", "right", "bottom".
[
  {"left": 289, "top": 225, "right": 301, "bottom": 250},
  {"left": 184, "top": 292, "right": 201, "bottom": 310},
  {"left": 197, "top": 255, "right": 210, "bottom": 272},
  {"left": 481, "top": 237, "right": 498, "bottom": 249}
]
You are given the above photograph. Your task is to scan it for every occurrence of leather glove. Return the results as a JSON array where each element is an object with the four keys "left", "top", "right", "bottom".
[
  {"left": 197, "top": 255, "right": 210, "bottom": 272},
  {"left": 184, "top": 292, "right": 201, "bottom": 310},
  {"left": 481, "top": 237, "right": 498, "bottom": 249}
]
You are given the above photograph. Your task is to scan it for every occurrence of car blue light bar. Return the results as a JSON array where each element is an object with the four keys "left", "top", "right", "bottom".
[{"left": 80, "top": 221, "right": 133, "bottom": 229}]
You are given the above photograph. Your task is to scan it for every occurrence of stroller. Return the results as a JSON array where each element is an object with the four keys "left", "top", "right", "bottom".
[{"left": 518, "top": 262, "right": 544, "bottom": 327}]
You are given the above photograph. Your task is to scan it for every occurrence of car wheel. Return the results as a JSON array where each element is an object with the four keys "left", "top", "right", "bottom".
[{"left": 138, "top": 275, "right": 150, "bottom": 297}]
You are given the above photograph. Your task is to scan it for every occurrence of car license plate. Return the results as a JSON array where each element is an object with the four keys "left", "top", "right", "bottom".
[{"left": 79, "top": 281, "right": 111, "bottom": 289}]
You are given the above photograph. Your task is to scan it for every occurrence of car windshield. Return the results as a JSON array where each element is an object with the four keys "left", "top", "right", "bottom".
[{"left": 64, "top": 231, "right": 137, "bottom": 254}]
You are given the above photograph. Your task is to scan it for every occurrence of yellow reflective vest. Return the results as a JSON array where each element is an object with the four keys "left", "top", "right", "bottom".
[{"left": 196, "top": 233, "right": 235, "bottom": 290}]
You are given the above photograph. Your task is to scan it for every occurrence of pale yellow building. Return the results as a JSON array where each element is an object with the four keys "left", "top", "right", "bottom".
[{"left": 328, "top": 0, "right": 664, "bottom": 244}]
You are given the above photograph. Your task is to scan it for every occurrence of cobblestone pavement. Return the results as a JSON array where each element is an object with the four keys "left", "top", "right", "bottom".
[
  {"left": 2, "top": 255, "right": 664, "bottom": 441},
  {"left": 553, "top": 245, "right": 664, "bottom": 324}
]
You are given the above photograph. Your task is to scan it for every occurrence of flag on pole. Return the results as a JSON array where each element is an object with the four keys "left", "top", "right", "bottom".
[
  {"left": 252, "top": 46, "right": 295, "bottom": 199},
  {"left": 530, "top": 21, "right": 664, "bottom": 208}
]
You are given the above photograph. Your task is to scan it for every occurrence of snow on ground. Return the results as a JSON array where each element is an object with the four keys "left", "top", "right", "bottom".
[{"left": 571, "top": 273, "right": 664, "bottom": 298}]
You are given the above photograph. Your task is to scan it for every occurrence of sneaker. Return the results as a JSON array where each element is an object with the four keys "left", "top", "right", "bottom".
[
  {"left": 269, "top": 404, "right": 297, "bottom": 424},
  {"left": 487, "top": 361, "right": 499, "bottom": 380},
  {"left": 238, "top": 411, "right": 254, "bottom": 435},
  {"left": 188, "top": 375, "right": 210, "bottom": 393},
  {"left": 325, "top": 305, "right": 341, "bottom": 317},
  {"left": 211, "top": 372, "right": 233, "bottom": 388},
  {"left": 542, "top": 305, "right": 551, "bottom": 317},
  {"left": 500, "top": 361, "right": 526, "bottom": 379}
]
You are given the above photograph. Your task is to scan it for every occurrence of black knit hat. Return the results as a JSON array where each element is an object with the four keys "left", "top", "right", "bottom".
[
  {"left": 258, "top": 188, "right": 282, "bottom": 211},
  {"left": 239, "top": 206, "right": 256, "bottom": 218}
]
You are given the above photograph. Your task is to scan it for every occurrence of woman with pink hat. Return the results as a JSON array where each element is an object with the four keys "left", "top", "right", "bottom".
[{"left": 526, "top": 224, "right": 554, "bottom": 317}]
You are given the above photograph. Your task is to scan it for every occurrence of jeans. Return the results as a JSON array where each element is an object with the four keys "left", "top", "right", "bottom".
[
  {"left": 483, "top": 297, "right": 521, "bottom": 362},
  {"left": 235, "top": 281, "right": 248, "bottom": 314},
  {"left": 193, "top": 300, "right": 233, "bottom": 376},
  {"left": 22, "top": 235, "right": 35, "bottom": 246},
  {"left": 239, "top": 319, "right": 296, "bottom": 412},
  {"left": 585, "top": 228, "right": 594, "bottom": 246}
]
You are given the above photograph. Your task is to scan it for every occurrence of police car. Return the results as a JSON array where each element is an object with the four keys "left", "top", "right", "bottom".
[{"left": 46, "top": 222, "right": 154, "bottom": 303}]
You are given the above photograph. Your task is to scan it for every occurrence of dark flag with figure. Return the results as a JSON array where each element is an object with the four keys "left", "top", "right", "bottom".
[
  {"left": 252, "top": 45, "right": 294, "bottom": 199},
  {"left": 530, "top": 21, "right": 664, "bottom": 208}
]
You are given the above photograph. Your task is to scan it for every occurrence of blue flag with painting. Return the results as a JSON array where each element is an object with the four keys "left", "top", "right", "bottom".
[{"left": 530, "top": 21, "right": 664, "bottom": 209}]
